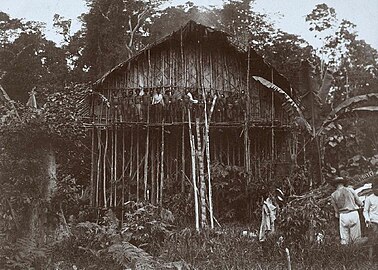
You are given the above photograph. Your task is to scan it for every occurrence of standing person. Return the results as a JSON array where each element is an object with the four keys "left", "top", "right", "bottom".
[
  {"left": 135, "top": 88, "right": 144, "bottom": 121},
  {"left": 259, "top": 195, "right": 277, "bottom": 242},
  {"left": 152, "top": 89, "right": 164, "bottom": 122},
  {"left": 363, "top": 182, "right": 378, "bottom": 260},
  {"left": 331, "top": 176, "right": 363, "bottom": 244}
]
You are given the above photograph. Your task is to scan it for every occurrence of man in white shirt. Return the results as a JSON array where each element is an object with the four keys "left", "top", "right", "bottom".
[
  {"left": 331, "top": 177, "right": 363, "bottom": 244},
  {"left": 363, "top": 182, "right": 378, "bottom": 260}
]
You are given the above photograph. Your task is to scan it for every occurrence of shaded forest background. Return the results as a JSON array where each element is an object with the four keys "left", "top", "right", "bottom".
[{"left": 0, "top": 0, "right": 378, "bottom": 269}]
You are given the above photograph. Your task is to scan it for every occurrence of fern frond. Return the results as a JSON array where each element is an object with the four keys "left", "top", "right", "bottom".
[
  {"left": 6, "top": 236, "right": 52, "bottom": 269},
  {"left": 75, "top": 221, "right": 101, "bottom": 233},
  {"left": 108, "top": 241, "right": 157, "bottom": 269}
]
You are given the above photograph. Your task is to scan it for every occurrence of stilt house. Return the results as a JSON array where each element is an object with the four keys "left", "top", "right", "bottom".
[{"left": 88, "top": 21, "right": 302, "bottom": 211}]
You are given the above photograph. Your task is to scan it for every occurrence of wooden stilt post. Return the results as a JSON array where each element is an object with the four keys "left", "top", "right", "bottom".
[
  {"left": 181, "top": 116, "right": 186, "bottom": 193},
  {"left": 110, "top": 126, "right": 114, "bottom": 207},
  {"left": 136, "top": 127, "right": 140, "bottom": 202},
  {"left": 237, "top": 134, "right": 241, "bottom": 166},
  {"left": 121, "top": 126, "right": 125, "bottom": 225},
  {"left": 96, "top": 128, "right": 101, "bottom": 208},
  {"left": 303, "top": 135, "right": 306, "bottom": 165},
  {"left": 243, "top": 121, "right": 250, "bottom": 177},
  {"left": 114, "top": 125, "right": 118, "bottom": 207},
  {"left": 255, "top": 131, "right": 258, "bottom": 179},
  {"left": 203, "top": 93, "right": 217, "bottom": 229},
  {"left": 144, "top": 124, "right": 150, "bottom": 201},
  {"left": 103, "top": 128, "right": 108, "bottom": 208},
  {"left": 232, "top": 132, "right": 236, "bottom": 165},
  {"left": 196, "top": 118, "right": 207, "bottom": 228},
  {"left": 156, "top": 137, "right": 160, "bottom": 204},
  {"left": 90, "top": 126, "right": 96, "bottom": 207},
  {"left": 188, "top": 108, "right": 200, "bottom": 231},
  {"left": 175, "top": 133, "right": 179, "bottom": 190},
  {"left": 129, "top": 129, "right": 133, "bottom": 202},
  {"left": 160, "top": 123, "right": 165, "bottom": 206},
  {"left": 151, "top": 135, "right": 156, "bottom": 204},
  {"left": 270, "top": 68, "right": 275, "bottom": 181},
  {"left": 227, "top": 133, "right": 230, "bottom": 166},
  {"left": 245, "top": 47, "right": 251, "bottom": 183},
  {"left": 245, "top": 47, "right": 252, "bottom": 219},
  {"left": 213, "top": 134, "right": 217, "bottom": 164}
]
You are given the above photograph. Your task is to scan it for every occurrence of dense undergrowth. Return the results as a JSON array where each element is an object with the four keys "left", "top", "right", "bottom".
[{"left": 2, "top": 201, "right": 375, "bottom": 270}]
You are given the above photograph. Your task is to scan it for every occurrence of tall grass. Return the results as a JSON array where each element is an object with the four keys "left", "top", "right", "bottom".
[{"left": 159, "top": 226, "right": 376, "bottom": 270}]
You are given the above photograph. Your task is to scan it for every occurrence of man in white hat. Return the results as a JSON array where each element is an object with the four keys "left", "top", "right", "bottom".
[{"left": 331, "top": 176, "right": 363, "bottom": 244}]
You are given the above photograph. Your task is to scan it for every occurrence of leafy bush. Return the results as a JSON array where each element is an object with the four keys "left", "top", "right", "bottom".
[
  {"left": 164, "top": 189, "right": 195, "bottom": 226},
  {"left": 277, "top": 196, "right": 332, "bottom": 243},
  {"left": 1, "top": 236, "right": 52, "bottom": 269},
  {"left": 121, "top": 201, "right": 176, "bottom": 254},
  {"left": 0, "top": 84, "right": 90, "bottom": 235},
  {"left": 51, "top": 210, "right": 154, "bottom": 269},
  {"left": 211, "top": 162, "right": 285, "bottom": 222},
  {"left": 51, "top": 213, "right": 122, "bottom": 269}
]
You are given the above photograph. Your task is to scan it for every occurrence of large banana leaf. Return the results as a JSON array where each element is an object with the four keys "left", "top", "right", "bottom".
[
  {"left": 252, "top": 76, "right": 313, "bottom": 134},
  {"left": 319, "top": 94, "right": 378, "bottom": 135},
  {"left": 351, "top": 106, "right": 378, "bottom": 112},
  {"left": 327, "top": 93, "right": 378, "bottom": 119}
]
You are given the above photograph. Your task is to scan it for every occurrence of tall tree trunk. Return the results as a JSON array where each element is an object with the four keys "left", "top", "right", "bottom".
[
  {"left": 29, "top": 144, "right": 57, "bottom": 269},
  {"left": 46, "top": 144, "right": 56, "bottom": 200}
]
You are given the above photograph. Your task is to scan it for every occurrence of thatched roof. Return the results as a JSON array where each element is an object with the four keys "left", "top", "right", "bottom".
[{"left": 94, "top": 20, "right": 292, "bottom": 94}]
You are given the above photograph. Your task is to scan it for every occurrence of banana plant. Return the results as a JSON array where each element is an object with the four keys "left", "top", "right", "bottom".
[{"left": 318, "top": 93, "right": 378, "bottom": 135}]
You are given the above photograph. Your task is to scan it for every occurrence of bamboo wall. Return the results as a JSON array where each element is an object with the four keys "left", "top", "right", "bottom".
[{"left": 92, "top": 33, "right": 290, "bottom": 126}]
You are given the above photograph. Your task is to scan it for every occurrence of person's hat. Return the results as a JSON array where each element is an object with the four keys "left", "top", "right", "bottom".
[
  {"left": 330, "top": 176, "right": 348, "bottom": 186},
  {"left": 275, "top": 188, "right": 285, "bottom": 202}
]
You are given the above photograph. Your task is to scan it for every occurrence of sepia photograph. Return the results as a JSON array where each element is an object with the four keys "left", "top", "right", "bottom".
[{"left": 1, "top": 0, "right": 377, "bottom": 269}]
